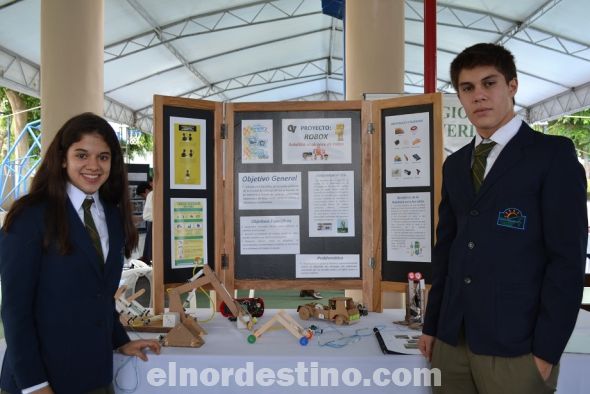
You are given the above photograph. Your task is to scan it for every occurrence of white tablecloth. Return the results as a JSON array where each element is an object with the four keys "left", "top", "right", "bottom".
[
  {"left": 0, "top": 309, "right": 587, "bottom": 392},
  {"left": 108, "top": 309, "right": 590, "bottom": 393}
]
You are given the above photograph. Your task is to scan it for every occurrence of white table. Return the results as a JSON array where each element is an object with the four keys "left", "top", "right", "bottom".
[
  {"left": 109, "top": 309, "right": 590, "bottom": 393},
  {"left": 1, "top": 309, "right": 587, "bottom": 392}
]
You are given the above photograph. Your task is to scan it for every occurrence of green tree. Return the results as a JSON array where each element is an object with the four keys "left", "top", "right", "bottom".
[
  {"left": 1, "top": 88, "right": 152, "bottom": 162},
  {"left": 0, "top": 87, "right": 41, "bottom": 162},
  {"left": 536, "top": 108, "right": 590, "bottom": 196},
  {"left": 121, "top": 129, "right": 153, "bottom": 161},
  {"left": 543, "top": 109, "right": 590, "bottom": 156}
]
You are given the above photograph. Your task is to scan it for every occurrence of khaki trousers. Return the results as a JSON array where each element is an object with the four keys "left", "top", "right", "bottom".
[{"left": 431, "top": 335, "right": 559, "bottom": 394}]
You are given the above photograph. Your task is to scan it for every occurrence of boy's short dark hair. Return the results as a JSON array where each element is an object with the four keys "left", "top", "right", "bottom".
[
  {"left": 450, "top": 43, "right": 517, "bottom": 90},
  {"left": 136, "top": 182, "right": 151, "bottom": 196}
]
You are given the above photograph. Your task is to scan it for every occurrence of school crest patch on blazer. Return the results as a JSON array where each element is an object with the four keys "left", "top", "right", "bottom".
[{"left": 497, "top": 208, "right": 526, "bottom": 230}]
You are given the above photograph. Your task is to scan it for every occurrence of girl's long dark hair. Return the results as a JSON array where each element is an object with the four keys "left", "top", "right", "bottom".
[{"left": 2, "top": 112, "right": 138, "bottom": 257}]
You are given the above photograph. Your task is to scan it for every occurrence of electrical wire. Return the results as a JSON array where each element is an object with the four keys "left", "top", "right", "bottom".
[
  {"left": 317, "top": 325, "right": 385, "bottom": 348},
  {"left": 114, "top": 356, "right": 139, "bottom": 393}
]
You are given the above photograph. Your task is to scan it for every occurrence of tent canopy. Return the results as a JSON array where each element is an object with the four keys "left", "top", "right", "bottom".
[{"left": 1, "top": 0, "right": 589, "bottom": 133}]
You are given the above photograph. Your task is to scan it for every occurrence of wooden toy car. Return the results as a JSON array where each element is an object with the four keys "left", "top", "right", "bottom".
[{"left": 297, "top": 296, "right": 364, "bottom": 325}]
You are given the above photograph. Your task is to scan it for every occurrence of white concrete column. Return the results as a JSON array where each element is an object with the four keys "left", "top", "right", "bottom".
[
  {"left": 41, "top": 0, "right": 104, "bottom": 154},
  {"left": 345, "top": 0, "right": 404, "bottom": 99}
]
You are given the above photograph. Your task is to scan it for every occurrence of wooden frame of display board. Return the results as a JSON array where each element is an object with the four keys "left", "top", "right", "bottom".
[
  {"left": 372, "top": 93, "right": 443, "bottom": 311},
  {"left": 224, "top": 100, "right": 373, "bottom": 306},
  {"left": 152, "top": 95, "right": 223, "bottom": 314},
  {"left": 151, "top": 94, "right": 442, "bottom": 313}
]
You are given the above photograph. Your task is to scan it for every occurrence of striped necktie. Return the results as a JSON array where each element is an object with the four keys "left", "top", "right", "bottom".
[
  {"left": 82, "top": 198, "right": 104, "bottom": 265},
  {"left": 472, "top": 141, "right": 497, "bottom": 193}
]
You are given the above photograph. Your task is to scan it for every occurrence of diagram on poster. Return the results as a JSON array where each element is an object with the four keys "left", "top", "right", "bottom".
[
  {"left": 240, "top": 216, "right": 300, "bottom": 255},
  {"left": 282, "top": 118, "right": 352, "bottom": 164},
  {"left": 385, "top": 112, "right": 430, "bottom": 187},
  {"left": 238, "top": 172, "right": 301, "bottom": 210},
  {"left": 170, "top": 116, "right": 207, "bottom": 189},
  {"left": 242, "top": 119, "right": 273, "bottom": 163},
  {"left": 296, "top": 254, "right": 360, "bottom": 278},
  {"left": 386, "top": 192, "right": 431, "bottom": 262},
  {"left": 170, "top": 198, "right": 207, "bottom": 269},
  {"left": 308, "top": 171, "right": 355, "bottom": 237}
]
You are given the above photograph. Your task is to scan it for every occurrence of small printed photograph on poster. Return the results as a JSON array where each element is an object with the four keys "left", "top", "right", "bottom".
[
  {"left": 282, "top": 118, "right": 352, "bottom": 164},
  {"left": 296, "top": 254, "right": 360, "bottom": 278},
  {"left": 238, "top": 172, "right": 301, "bottom": 210},
  {"left": 128, "top": 184, "right": 138, "bottom": 199},
  {"left": 131, "top": 200, "right": 144, "bottom": 214},
  {"left": 240, "top": 216, "right": 300, "bottom": 255},
  {"left": 308, "top": 171, "right": 355, "bottom": 237},
  {"left": 242, "top": 119, "right": 273, "bottom": 163},
  {"left": 169, "top": 116, "right": 207, "bottom": 189},
  {"left": 384, "top": 112, "right": 431, "bottom": 187},
  {"left": 386, "top": 192, "right": 431, "bottom": 262},
  {"left": 170, "top": 198, "right": 207, "bottom": 269}
]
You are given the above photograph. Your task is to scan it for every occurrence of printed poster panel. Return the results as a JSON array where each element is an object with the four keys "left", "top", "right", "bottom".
[
  {"left": 169, "top": 116, "right": 207, "bottom": 189},
  {"left": 242, "top": 119, "right": 273, "bottom": 163},
  {"left": 384, "top": 112, "right": 430, "bottom": 188},
  {"left": 386, "top": 192, "right": 431, "bottom": 262},
  {"left": 238, "top": 172, "right": 301, "bottom": 210},
  {"left": 282, "top": 118, "right": 352, "bottom": 164},
  {"left": 308, "top": 171, "right": 355, "bottom": 237},
  {"left": 170, "top": 198, "right": 207, "bottom": 269},
  {"left": 240, "top": 216, "right": 300, "bottom": 255},
  {"left": 296, "top": 254, "right": 360, "bottom": 278},
  {"left": 366, "top": 93, "right": 474, "bottom": 156}
]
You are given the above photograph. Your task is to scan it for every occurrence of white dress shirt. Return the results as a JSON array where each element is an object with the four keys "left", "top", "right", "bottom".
[
  {"left": 473, "top": 115, "right": 522, "bottom": 178},
  {"left": 66, "top": 182, "right": 109, "bottom": 261},
  {"left": 143, "top": 190, "right": 153, "bottom": 222}
]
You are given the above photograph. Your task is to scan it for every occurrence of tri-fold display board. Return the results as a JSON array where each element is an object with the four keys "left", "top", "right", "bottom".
[{"left": 152, "top": 94, "right": 442, "bottom": 313}]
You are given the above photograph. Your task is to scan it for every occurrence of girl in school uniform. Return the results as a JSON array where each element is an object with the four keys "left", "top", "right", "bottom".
[{"left": 0, "top": 113, "right": 160, "bottom": 394}]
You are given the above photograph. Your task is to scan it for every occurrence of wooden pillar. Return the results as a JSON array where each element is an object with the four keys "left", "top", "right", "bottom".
[{"left": 41, "top": 0, "right": 104, "bottom": 154}]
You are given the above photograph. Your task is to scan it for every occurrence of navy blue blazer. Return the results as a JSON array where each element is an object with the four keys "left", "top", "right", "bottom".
[
  {"left": 423, "top": 122, "right": 588, "bottom": 365},
  {"left": 0, "top": 198, "right": 130, "bottom": 393}
]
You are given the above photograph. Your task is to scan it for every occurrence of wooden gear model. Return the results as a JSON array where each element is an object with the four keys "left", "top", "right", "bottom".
[{"left": 163, "top": 264, "right": 253, "bottom": 347}]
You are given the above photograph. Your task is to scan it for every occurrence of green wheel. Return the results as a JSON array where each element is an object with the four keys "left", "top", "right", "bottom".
[{"left": 247, "top": 334, "right": 257, "bottom": 344}]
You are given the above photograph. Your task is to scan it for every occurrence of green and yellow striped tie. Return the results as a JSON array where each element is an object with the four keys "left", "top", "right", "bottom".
[
  {"left": 82, "top": 198, "right": 104, "bottom": 265},
  {"left": 472, "top": 141, "right": 496, "bottom": 193}
]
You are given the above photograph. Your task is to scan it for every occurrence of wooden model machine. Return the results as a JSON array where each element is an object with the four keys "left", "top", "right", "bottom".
[
  {"left": 163, "top": 264, "right": 253, "bottom": 347},
  {"left": 247, "top": 310, "right": 313, "bottom": 346},
  {"left": 297, "top": 296, "right": 365, "bottom": 325},
  {"left": 115, "top": 286, "right": 163, "bottom": 329}
]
